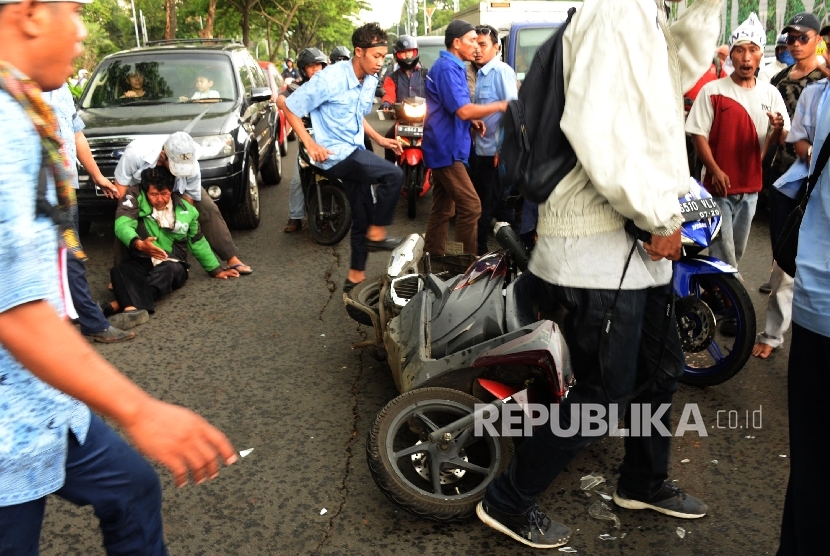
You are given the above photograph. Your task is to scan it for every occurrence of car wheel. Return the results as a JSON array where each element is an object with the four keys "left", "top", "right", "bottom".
[
  {"left": 260, "top": 135, "right": 282, "bottom": 186},
  {"left": 228, "top": 154, "right": 261, "bottom": 229}
]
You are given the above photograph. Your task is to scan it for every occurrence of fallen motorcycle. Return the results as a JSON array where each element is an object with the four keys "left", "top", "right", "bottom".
[{"left": 346, "top": 226, "right": 572, "bottom": 522}]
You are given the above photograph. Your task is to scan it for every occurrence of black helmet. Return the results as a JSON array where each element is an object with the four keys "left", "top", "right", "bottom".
[
  {"left": 393, "top": 35, "right": 419, "bottom": 70},
  {"left": 296, "top": 47, "right": 328, "bottom": 81},
  {"left": 330, "top": 46, "right": 351, "bottom": 63}
]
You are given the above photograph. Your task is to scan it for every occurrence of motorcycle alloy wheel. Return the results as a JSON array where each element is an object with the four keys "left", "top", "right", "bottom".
[
  {"left": 679, "top": 273, "right": 755, "bottom": 387},
  {"left": 367, "top": 387, "right": 513, "bottom": 522},
  {"left": 307, "top": 184, "right": 351, "bottom": 246}
]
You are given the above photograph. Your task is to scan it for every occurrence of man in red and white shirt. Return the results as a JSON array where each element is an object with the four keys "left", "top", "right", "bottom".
[{"left": 686, "top": 13, "right": 789, "bottom": 272}]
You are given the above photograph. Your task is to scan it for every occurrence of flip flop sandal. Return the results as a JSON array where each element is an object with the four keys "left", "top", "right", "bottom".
[{"left": 228, "top": 263, "right": 253, "bottom": 275}]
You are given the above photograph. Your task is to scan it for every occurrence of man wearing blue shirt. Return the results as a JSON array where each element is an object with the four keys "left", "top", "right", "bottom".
[
  {"left": 0, "top": 1, "right": 236, "bottom": 552},
  {"left": 423, "top": 19, "right": 509, "bottom": 256},
  {"left": 283, "top": 22, "right": 404, "bottom": 291},
  {"left": 472, "top": 24, "right": 518, "bottom": 255}
]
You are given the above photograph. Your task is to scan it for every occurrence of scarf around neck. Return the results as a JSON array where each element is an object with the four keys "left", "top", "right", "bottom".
[{"left": 0, "top": 62, "right": 87, "bottom": 261}]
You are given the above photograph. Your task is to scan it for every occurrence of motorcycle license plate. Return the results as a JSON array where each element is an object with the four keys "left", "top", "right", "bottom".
[
  {"left": 398, "top": 125, "right": 423, "bottom": 137},
  {"left": 679, "top": 198, "right": 720, "bottom": 222}
]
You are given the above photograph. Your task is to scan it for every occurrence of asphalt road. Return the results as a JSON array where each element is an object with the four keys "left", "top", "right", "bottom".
[{"left": 40, "top": 115, "right": 791, "bottom": 555}]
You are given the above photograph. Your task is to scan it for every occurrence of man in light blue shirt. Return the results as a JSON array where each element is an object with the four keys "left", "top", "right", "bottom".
[
  {"left": 472, "top": 24, "right": 518, "bottom": 254},
  {"left": 0, "top": 1, "right": 236, "bottom": 551},
  {"left": 283, "top": 22, "right": 404, "bottom": 291},
  {"left": 777, "top": 65, "right": 830, "bottom": 555}
]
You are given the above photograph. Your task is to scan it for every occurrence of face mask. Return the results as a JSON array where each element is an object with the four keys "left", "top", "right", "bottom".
[{"left": 777, "top": 50, "right": 795, "bottom": 65}]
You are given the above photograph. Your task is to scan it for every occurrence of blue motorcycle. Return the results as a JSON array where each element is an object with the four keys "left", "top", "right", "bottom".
[{"left": 671, "top": 179, "right": 756, "bottom": 386}]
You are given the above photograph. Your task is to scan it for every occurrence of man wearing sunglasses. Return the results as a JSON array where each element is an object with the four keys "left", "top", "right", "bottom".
[{"left": 754, "top": 12, "right": 827, "bottom": 360}]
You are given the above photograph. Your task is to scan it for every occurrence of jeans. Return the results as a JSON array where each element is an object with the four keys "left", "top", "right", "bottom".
[
  {"left": 322, "top": 148, "right": 403, "bottom": 271},
  {"left": 67, "top": 253, "right": 111, "bottom": 335},
  {"left": 288, "top": 158, "right": 305, "bottom": 220},
  {"left": 777, "top": 323, "right": 830, "bottom": 556},
  {"left": 425, "top": 161, "right": 482, "bottom": 256},
  {"left": 484, "top": 280, "right": 684, "bottom": 514},
  {"left": 708, "top": 193, "right": 758, "bottom": 271},
  {"left": 0, "top": 414, "right": 166, "bottom": 556}
]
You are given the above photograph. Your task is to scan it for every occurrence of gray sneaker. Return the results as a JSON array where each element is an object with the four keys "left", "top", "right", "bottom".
[
  {"left": 476, "top": 501, "right": 572, "bottom": 549},
  {"left": 613, "top": 483, "right": 708, "bottom": 519},
  {"left": 108, "top": 309, "right": 149, "bottom": 330},
  {"left": 84, "top": 326, "right": 136, "bottom": 343}
]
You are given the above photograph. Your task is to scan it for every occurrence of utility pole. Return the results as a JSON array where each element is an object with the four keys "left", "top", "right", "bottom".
[{"left": 130, "top": 0, "right": 140, "bottom": 47}]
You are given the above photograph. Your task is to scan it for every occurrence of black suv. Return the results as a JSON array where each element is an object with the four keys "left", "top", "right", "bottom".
[{"left": 77, "top": 39, "right": 283, "bottom": 230}]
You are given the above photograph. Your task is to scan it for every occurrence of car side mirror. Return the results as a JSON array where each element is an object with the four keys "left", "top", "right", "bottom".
[{"left": 250, "top": 86, "right": 272, "bottom": 102}]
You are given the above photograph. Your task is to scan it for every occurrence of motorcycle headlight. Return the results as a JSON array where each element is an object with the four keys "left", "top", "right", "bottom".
[
  {"left": 403, "top": 102, "right": 426, "bottom": 119},
  {"left": 194, "top": 134, "right": 234, "bottom": 160}
]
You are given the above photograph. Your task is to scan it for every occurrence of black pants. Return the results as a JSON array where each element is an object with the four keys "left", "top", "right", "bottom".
[
  {"left": 777, "top": 323, "right": 830, "bottom": 555},
  {"left": 471, "top": 155, "right": 511, "bottom": 255},
  {"left": 485, "top": 280, "right": 684, "bottom": 513},
  {"left": 322, "top": 149, "right": 403, "bottom": 271},
  {"left": 110, "top": 258, "right": 188, "bottom": 313}
]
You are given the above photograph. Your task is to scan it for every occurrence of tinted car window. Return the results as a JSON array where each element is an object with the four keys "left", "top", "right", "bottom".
[{"left": 81, "top": 53, "right": 236, "bottom": 108}]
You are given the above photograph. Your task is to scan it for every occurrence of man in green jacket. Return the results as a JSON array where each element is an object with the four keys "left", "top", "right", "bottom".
[{"left": 103, "top": 166, "right": 238, "bottom": 318}]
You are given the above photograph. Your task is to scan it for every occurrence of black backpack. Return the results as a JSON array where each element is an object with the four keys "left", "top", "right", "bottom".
[{"left": 498, "top": 7, "right": 576, "bottom": 204}]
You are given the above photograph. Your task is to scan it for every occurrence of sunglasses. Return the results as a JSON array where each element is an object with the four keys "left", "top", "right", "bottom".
[
  {"left": 786, "top": 33, "right": 816, "bottom": 45},
  {"left": 475, "top": 26, "right": 495, "bottom": 36}
]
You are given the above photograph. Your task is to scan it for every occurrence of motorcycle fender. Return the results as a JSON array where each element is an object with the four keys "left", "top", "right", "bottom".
[
  {"left": 403, "top": 149, "right": 422, "bottom": 167},
  {"left": 673, "top": 255, "right": 738, "bottom": 297}
]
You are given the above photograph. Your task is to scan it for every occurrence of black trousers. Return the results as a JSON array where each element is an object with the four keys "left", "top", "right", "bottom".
[
  {"left": 110, "top": 258, "right": 188, "bottom": 313},
  {"left": 777, "top": 323, "right": 830, "bottom": 555},
  {"left": 322, "top": 149, "right": 403, "bottom": 271},
  {"left": 471, "top": 154, "right": 511, "bottom": 255}
]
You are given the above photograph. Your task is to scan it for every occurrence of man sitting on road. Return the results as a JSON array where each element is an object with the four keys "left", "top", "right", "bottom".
[
  {"left": 277, "top": 47, "right": 328, "bottom": 234},
  {"left": 102, "top": 166, "right": 238, "bottom": 319},
  {"left": 282, "top": 22, "right": 404, "bottom": 293},
  {"left": 113, "top": 131, "right": 253, "bottom": 275},
  {"left": 423, "top": 19, "right": 508, "bottom": 256}
]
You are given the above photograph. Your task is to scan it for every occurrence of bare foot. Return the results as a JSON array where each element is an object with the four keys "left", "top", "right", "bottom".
[{"left": 751, "top": 343, "right": 774, "bottom": 359}]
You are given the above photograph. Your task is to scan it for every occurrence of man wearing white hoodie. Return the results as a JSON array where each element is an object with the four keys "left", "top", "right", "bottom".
[{"left": 476, "top": 0, "right": 722, "bottom": 549}]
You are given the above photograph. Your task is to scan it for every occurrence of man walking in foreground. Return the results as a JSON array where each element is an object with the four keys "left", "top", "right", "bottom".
[
  {"left": 476, "top": 0, "right": 723, "bottom": 548},
  {"left": 0, "top": 1, "right": 236, "bottom": 552}
]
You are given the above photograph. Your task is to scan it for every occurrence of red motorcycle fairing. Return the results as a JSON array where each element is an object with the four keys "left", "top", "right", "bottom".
[
  {"left": 403, "top": 148, "right": 422, "bottom": 167},
  {"left": 453, "top": 251, "right": 508, "bottom": 291}
]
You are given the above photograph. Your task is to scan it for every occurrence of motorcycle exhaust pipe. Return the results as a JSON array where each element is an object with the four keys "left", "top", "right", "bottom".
[{"left": 493, "top": 222, "right": 529, "bottom": 272}]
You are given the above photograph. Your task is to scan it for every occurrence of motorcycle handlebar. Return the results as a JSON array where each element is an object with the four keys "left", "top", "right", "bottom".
[{"left": 493, "top": 222, "right": 529, "bottom": 272}]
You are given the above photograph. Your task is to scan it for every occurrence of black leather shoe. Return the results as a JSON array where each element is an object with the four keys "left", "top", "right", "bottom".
[{"left": 366, "top": 237, "right": 402, "bottom": 252}]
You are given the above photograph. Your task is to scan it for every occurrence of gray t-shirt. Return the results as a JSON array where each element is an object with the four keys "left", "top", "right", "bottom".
[{"left": 114, "top": 136, "right": 201, "bottom": 201}]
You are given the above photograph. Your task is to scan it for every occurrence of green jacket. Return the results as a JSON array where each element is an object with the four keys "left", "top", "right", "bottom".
[{"left": 114, "top": 186, "right": 221, "bottom": 275}]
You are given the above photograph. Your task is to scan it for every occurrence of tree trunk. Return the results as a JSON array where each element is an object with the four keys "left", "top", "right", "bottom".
[
  {"left": 241, "top": 7, "right": 250, "bottom": 46},
  {"left": 165, "top": 0, "right": 177, "bottom": 40},
  {"left": 199, "top": 0, "right": 217, "bottom": 38}
]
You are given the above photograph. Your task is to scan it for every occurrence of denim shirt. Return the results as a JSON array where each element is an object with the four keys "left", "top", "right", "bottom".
[
  {"left": 285, "top": 61, "right": 377, "bottom": 170},
  {"left": 474, "top": 57, "right": 517, "bottom": 156},
  {"left": 0, "top": 90, "right": 90, "bottom": 507},
  {"left": 42, "top": 84, "right": 85, "bottom": 188},
  {"left": 793, "top": 81, "right": 830, "bottom": 338}
]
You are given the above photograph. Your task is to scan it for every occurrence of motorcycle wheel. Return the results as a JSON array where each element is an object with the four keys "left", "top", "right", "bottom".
[
  {"left": 345, "top": 277, "right": 381, "bottom": 327},
  {"left": 367, "top": 387, "right": 513, "bottom": 523},
  {"left": 307, "top": 184, "right": 351, "bottom": 246},
  {"left": 679, "top": 273, "right": 756, "bottom": 387},
  {"left": 405, "top": 166, "right": 418, "bottom": 220}
]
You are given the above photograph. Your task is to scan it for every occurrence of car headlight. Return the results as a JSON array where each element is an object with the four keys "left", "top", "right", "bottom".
[
  {"left": 194, "top": 134, "right": 234, "bottom": 160},
  {"left": 403, "top": 102, "right": 426, "bottom": 119}
]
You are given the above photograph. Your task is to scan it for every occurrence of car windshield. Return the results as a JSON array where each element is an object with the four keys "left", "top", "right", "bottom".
[
  {"left": 81, "top": 53, "right": 236, "bottom": 109},
  {"left": 417, "top": 43, "right": 444, "bottom": 70},
  {"left": 514, "top": 26, "right": 559, "bottom": 81}
]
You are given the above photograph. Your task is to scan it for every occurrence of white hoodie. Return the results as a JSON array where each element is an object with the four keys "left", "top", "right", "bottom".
[{"left": 529, "top": 0, "right": 723, "bottom": 289}]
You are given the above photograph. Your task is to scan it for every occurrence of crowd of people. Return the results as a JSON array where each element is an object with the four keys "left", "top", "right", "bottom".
[{"left": 1, "top": 0, "right": 828, "bottom": 554}]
